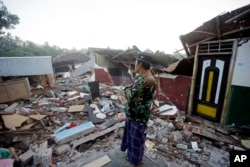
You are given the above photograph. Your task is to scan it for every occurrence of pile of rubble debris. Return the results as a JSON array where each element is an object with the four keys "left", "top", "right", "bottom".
[{"left": 0, "top": 82, "right": 249, "bottom": 167}]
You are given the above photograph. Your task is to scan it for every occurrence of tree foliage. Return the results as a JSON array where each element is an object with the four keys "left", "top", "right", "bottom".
[
  {"left": 0, "top": 34, "right": 65, "bottom": 57},
  {"left": 0, "top": 1, "right": 84, "bottom": 57},
  {"left": 0, "top": 1, "right": 19, "bottom": 35}
]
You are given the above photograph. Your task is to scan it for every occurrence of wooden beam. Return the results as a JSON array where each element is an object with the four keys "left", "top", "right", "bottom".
[
  {"left": 216, "top": 16, "right": 221, "bottom": 40},
  {"left": 225, "top": 9, "right": 250, "bottom": 23}
]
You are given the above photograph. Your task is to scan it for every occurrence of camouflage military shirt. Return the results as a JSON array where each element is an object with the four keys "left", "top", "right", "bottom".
[{"left": 124, "top": 74, "right": 155, "bottom": 124}]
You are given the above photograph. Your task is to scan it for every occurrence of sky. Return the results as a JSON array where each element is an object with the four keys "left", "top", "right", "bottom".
[{"left": 3, "top": 0, "right": 250, "bottom": 53}]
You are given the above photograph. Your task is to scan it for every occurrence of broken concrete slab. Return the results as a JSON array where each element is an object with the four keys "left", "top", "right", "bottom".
[
  {"left": 4, "top": 102, "right": 19, "bottom": 112},
  {"left": 53, "top": 144, "right": 71, "bottom": 155},
  {"left": 70, "top": 121, "right": 125, "bottom": 153},
  {"left": 54, "top": 121, "right": 95, "bottom": 145},
  {"left": 186, "top": 123, "right": 237, "bottom": 144},
  {"left": 19, "top": 150, "right": 34, "bottom": 165},
  {"left": 98, "top": 118, "right": 118, "bottom": 130},
  {"left": 33, "top": 147, "right": 52, "bottom": 166},
  {"left": 82, "top": 155, "right": 111, "bottom": 167}
]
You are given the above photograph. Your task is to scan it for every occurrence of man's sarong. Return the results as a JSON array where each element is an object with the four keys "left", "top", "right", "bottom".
[{"left": 121, "top": 118, "right": 147, "bottom": 165}]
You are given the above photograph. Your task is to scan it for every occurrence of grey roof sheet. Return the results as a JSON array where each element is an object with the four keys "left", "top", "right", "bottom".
[
  {"left": 0, "top": 56, "right": 53, "bottom": 76},
  {"left": 73, "top": 56, "right": 95, "bottom": 76}
]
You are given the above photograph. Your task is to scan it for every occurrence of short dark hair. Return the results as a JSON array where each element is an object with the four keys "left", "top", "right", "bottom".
[
  {"left": 136, "top": 52, "right": 152, "bottom": 70},
  {"left": 137, "top": 59, "right": 150, "bottom": 69}
]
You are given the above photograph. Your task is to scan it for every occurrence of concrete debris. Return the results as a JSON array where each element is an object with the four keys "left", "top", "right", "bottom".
[
  {"left": 4, "top": 102, "right": 19, "bottom": 112},
  {"left": 53, "top": 144, "right": 71, "bottom": 155},
  {"left": 82, "top": 155, "right": 111, "bottom": 167},
  {"left": 33, "top": 147, "right": 52, "bottom": 166},
  {"left": 0, "top": 84, "right": 248, "bottom": 167},
  {"left": 53, "top": 122, "right": 95, "bottom": 145},
  {"left": 19, "top": 150, "right": 34, "bottom": 165},
  {"left": 0, "top": 104, "right": 8, "bottom": 110}
]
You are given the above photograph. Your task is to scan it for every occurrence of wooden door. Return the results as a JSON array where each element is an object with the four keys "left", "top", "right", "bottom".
[{"left": 193, "top": 40, "right": 236, "bottom": 122}]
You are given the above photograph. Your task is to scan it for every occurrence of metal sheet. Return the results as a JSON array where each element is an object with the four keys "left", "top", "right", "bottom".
[{"left": 0, "top": 56, "right": 53, "bottom": 76}]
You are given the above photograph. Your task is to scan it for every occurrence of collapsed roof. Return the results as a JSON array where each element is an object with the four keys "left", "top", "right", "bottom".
[
  {"left": 52, "top": 51, "right": 90, "bottom": 72},
  {"left": 180, "top": 3, "right": 250, "bottom": 57},
  {"left": 89, "top": 46, "right": 179, "bottom": 71}
]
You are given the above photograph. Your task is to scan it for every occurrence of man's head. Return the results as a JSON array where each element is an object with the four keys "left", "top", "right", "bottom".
[{"left": 135, "top": 52, "right": 152, "bottom": 70}]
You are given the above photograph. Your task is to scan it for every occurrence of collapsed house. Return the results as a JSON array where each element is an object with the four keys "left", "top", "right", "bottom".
[
  {"left": 179, "top": 3, "right": 250, "bottom": 128},
  {"left": 0, "top": 56, "right": 54, "bottom": 103},
  {"left": 0, "top": 4, "right": 250, "bottom": 167}
]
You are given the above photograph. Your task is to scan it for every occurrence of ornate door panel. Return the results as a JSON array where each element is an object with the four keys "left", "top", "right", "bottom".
[{"left": 193, "top": 40, "right": 235, "bottom": 122}]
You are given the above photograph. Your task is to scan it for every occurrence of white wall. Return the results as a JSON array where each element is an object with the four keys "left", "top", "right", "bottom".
[{"left": 231, "top": 40, "right": 250, "bottom": 87}]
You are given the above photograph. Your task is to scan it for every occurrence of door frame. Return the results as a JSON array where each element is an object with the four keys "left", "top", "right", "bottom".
[{"left": 187, "top": 39, "right": 238, "bottom": 125}]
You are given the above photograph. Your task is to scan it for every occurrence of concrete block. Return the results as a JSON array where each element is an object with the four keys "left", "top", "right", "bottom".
[
  {"left": 98, "top": 118, "right": 118, "bottom": 130},
  {"left": 19, "top": 150, "right": 34, "bottom": 165},
  {"left": 33, "top": 148, "right": 43, "bottom": 165},
  {"left": 41, "top": 147, "right": 52, "bottom": 165},
  {"left": 33, "top": 148, "right": 52, "bottom": 166},
  {"left": 53, "top": 144, "right": 71, "bottom": 155},
  {"left": 54, "top": 121, "right": 95, "bottom": 145},
  {"left": 38, "top": 140, "right": 48, "bottom": 148},
  {"left": 4, "top": 102, "right": 19, "bottom": 112}
]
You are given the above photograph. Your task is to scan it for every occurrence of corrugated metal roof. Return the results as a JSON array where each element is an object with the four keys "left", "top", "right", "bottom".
[
  {"left": 73, "top": 56, "right": 95, "bottom": 76},
  {"left": 0, "top": 56, "right": 53, "bottom": 76}
]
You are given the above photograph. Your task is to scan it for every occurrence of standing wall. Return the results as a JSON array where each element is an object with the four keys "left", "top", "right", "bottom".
[{"left": 225, "top": 40, "right": 250, "bottom": 126}]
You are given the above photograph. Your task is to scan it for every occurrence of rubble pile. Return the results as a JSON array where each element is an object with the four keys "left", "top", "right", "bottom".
[{"left": 0, "top": 83, "right": 248, "bottom": 167}]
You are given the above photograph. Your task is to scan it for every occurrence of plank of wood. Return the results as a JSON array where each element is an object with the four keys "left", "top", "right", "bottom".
[
  {"left": 18, "top": 123, "right": 35, "bottom": 130},
  {"left": 68, "top": 105, "right": 85, "bottom": 112},
  {"left": 193, "top": 128, "right": 235, "bottom": 144},
  {"left": 82, "top": 155, "right": 111, "bottom": 167},
  {"left": 29, "top": 114, "right": 47, "bottom": 120},
  {"left": 2, "top": 114, "right": 29, "bottom": 129}
]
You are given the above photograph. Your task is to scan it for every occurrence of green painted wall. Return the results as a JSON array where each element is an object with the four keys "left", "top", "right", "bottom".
[{"left": 225, "top": 85, "right": 250, "bottom": 126}]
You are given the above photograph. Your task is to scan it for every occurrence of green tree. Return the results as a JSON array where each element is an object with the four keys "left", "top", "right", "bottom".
[{"left": 0, "top": 1, "right": 19, "bottom": 35}]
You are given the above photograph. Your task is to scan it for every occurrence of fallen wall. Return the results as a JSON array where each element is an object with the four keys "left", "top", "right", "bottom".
[
  {"left": 155, "top": 74, "right": 192, "bottom": 111},
  {"left": 95, "top": 68, "right": 191, "bottom": 111}
]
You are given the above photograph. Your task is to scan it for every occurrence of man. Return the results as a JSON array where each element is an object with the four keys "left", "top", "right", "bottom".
[{"left": 121, "top": 51, "right": 156, "bottom": 167}]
